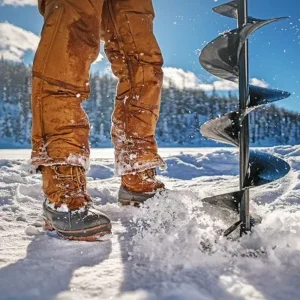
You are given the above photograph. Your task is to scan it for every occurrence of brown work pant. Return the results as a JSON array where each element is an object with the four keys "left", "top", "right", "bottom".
[{"left": 31, "top": 0, "right": 165, "bottom": 175}]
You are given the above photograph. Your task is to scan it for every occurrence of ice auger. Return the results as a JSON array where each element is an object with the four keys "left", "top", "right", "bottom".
[{"left": 199, "top": 0, "right": 291, "bottom": 236}]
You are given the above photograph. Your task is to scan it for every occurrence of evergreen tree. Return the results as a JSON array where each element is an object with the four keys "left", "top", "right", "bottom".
[{"left": 1, "top": 60, "right": 300, "bottom": 148}]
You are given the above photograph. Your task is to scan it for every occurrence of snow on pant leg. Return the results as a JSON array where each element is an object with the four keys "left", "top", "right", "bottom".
[
  {"left": 31, "top": 0, "right": 104, "bottom": 170},
  {"left": 101, "top": 0, "right": 166, "bottom": 175}
]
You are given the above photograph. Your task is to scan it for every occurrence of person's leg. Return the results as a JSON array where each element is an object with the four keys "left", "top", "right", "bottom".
[
  {"left": 32, "top": 0, "right": 103, "bottom": 168},
  {"left": 101, "top": 0, "right": 166, "bottom": 176},
  {"left": 101, "top": 0, "right": 166, "bottom": 205},
  {"left": 32, "top": 0, "right": 111, "bottom": 240}
]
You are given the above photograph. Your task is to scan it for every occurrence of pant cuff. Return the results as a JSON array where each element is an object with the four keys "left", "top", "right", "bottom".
[
  {"left": 30, "top": 154, "right": 90, "bottom": 172},
  {"left": 115, "top": 156, "right": 167, "bottom": 176}
]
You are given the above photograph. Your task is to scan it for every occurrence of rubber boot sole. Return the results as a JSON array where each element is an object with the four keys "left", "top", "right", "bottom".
[
  {"left": 119, "top": 199, "right": 141, "bottom": 207},
  {"left": 118, "top": 187, "right": 159, "bottom": 207},
  {"left": 43, "top": 218, "right": 112, "bottom": 242}
]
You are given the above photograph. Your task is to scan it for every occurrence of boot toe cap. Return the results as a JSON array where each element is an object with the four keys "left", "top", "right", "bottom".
[
  {"left": 85, "top": 207, "right": 111, "bottom": 227},
  {"left": 43, "top": 201, "right": 111, "bottom": 233}
]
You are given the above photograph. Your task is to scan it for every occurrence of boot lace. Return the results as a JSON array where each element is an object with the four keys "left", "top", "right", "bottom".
[
  {"left": 52, "top": 166, "right": 91, "bottom": 207},
  {"left": 137, "top": 168, "right": 156, "bottom": 182}
]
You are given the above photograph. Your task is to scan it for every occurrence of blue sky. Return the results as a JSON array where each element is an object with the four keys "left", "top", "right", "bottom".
[{"left": 0, "top": 0, "right": 300, "bottom": 112}]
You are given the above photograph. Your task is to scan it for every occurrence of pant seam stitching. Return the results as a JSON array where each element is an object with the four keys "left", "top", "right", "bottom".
[
  {"left": 107, "top": 0, "right": 135, "bottom": 134},
  {"left": 38, "top": 5, "right": 64, "bottom": 139},
  {"left": 124, "top": 13, "right": 146, "bottom": 97}
]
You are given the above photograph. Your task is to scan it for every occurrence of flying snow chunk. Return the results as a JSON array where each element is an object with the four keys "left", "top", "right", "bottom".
[{"left": 25, "top": 225, "right": 41, "bottom": 236}]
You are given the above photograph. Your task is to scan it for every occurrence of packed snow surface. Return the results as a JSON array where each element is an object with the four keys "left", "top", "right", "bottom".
[{"left": 0, "top": 147, "right": 300, "bottom": 300}]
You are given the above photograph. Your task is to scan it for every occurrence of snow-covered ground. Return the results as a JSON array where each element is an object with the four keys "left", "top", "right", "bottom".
[{"left": 0, "top": 146, "right": 300, "bottom": 300}]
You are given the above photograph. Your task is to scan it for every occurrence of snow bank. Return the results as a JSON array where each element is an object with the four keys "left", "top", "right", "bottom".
[{"left": 0, "top": 146, "right": 299, "bottom": 300}]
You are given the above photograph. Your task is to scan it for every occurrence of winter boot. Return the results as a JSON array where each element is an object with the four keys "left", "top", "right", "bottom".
[
  {"left": 41, "top": 166, "right": 111, "bottom": 241},
  {"left": 118, "top": 169, "right": 165, "bottom": 206}
]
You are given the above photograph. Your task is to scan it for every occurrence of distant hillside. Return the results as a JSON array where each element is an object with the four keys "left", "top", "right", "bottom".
[{"left": 0, "top": 60, "right": 300, "bottom": 148}]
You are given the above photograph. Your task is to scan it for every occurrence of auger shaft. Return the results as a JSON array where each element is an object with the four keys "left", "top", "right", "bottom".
[{"left": 237, "top": 0, "right": 251, "bottom": 235}]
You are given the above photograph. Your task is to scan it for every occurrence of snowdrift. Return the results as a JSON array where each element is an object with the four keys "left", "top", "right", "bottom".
[{"left": 0, "top": 147, "right": 299, "bottom": 300}]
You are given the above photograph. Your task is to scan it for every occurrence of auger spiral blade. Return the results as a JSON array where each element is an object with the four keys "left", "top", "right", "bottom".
[
  {"left": 247, "top": 150, "right": 290, "bottom": 187},
  {"left": 200, "top": 17, "right": 287, "bottom": 83},
  {"left": 199, "top": 0, "right": 291, "bottom": 237},
  {"left": 212, "top": 0, "right": 239, "bottom": 19},
  {"left": 248, "top": 86, "right": 291, "bottom": 108},
  {"left": 200, "top": 111, "right": 240, "bottom": 147},
  {"left": 200, "top": 86, "right": 291, "bottom": 147},
  {"left": 213, "top": 0, "right": 285, "bottom": 23},
  {"left": 201, "top": 150, "right": 290, "bottom": 209}
]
